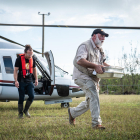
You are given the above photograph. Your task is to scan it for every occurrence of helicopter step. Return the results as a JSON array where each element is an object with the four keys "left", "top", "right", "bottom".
[{"left": 44, "top": 98, "right": 72, "bottom": 108}]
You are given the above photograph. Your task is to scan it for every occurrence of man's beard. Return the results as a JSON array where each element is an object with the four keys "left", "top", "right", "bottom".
[{"left": 95, "top": 34, "right": 104, "bottom": 48}]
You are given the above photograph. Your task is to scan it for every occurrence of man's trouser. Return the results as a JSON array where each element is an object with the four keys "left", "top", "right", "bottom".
[
  {"left": 18, "top": 82, "right": 35, "bottom": 104},
  {"left": 70, "top": 79, "right": 102, "bottom": 127}
]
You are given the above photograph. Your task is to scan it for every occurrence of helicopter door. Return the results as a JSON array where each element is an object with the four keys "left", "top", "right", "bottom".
[
  {"left": 0, "top": 62, "right": 2, "bottom": 94},
  {"left": 44, "top": 51, "right": 55, "bottom": 95}
]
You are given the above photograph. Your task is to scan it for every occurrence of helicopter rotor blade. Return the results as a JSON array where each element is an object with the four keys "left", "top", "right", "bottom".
[
  {"left": 0, "top": 23, "right": 140, "bottom": 29},
  {"left": 0, "top": 35, "right": 24, "bottom": 47},
  {"left": 0, "top": 35, "right": 42, "bottom": 54}
]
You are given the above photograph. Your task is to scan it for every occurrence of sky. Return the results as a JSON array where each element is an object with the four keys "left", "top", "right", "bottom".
[{"left": 0, "top": 0, "right": 140, "bottom": 74}]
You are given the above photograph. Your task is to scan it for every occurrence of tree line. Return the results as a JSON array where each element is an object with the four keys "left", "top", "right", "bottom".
[
  {"left": 100, "top": 74, "right": 140, "bottom": 94},
  {"left": 100, "top": 42, "right": 140, "bottom": 95}
]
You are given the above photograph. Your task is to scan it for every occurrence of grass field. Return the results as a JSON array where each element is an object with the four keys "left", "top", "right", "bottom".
[{"left": 0, "top": 95, "right": 140, "bottom": 140}]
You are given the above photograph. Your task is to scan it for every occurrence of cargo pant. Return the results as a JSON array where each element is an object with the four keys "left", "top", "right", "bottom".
[{"left": 70, "top": 79, "right": 102, "bottom": 127}]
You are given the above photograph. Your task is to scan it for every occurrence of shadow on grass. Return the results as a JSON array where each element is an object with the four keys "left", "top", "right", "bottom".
[{"left": 0, "top": 106, "right": 66, "bottom": 112}]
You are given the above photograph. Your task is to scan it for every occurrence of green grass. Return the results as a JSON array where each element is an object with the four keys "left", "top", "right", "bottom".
[{"left": 0, "top": 95, "right": 140, "bottom": 140}]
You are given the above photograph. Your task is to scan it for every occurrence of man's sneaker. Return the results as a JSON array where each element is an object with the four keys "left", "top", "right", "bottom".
[
  {"left": 93, "top": 125, "right": 105, "bottom": 130},
  {"left": 68, "top": 108, "right": 75, "bottom": 125},
  {"left": 24, "top": 111, "right": 31, "bottom": 118}
]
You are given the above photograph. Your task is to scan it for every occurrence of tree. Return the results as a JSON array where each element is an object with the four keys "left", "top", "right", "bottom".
[{"left": 122, "top": 41, "right": 140, "bottom": 92}]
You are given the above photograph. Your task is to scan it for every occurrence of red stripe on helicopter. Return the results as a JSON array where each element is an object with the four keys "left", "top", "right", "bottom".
[
  {"left": 54, "top": 85, "right": 80, "bottom": 88},
  {"left": 0, "top": 80, "right": 81, "bottom": 89},
  {"left": 69, "top": 85, "right": 80, "bottom": 88},
  {"left": 0, "top": 80, "right": 14, "bottom": 83}
]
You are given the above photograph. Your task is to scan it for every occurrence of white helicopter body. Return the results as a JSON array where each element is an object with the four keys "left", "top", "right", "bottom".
[{"left": 0, "top": 41, "right": 85, "bottom": 108}]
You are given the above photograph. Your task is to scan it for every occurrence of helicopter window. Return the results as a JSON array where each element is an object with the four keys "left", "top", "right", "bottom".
[
  {"left": 3, "top": 56, "right": 14, "bottom": 74},
  {"left": 55, "top": 67, "right": 64, "bottom": 77},
  {"left": 36, "top": 66, "right": 43, "bottom": 79},
  {"left": 37, "top": 56, "right": 50, "bottom": 72}
]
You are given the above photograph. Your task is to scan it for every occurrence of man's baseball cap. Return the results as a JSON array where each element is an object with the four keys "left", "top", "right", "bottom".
[{"left": 91, "top": 29, "right": 109, "bottom": 37}]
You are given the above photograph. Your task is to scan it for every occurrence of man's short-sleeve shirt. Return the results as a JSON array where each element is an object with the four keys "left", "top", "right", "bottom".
[
  {"left": 15, "top": 56, "right": 36, "bottom": 82},
  {"left": 72, "top": 38, "right": 101, "bottom": 80}
]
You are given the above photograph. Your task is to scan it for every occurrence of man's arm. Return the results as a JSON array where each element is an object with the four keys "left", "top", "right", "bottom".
[
  {"left": 33, "top": 67, "right": 38, "bottom": 86},
  {"left": 77, "top": 58, "right": 104, "bottom": 74},
  {"left": 14, "top": 67, "right": 19, "bottom": 88}
]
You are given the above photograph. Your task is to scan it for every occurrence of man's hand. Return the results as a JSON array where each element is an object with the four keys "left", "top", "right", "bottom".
[
  {"left": 35, "top": 79, "right": 38, "bottom": 86},
  {"left": 15, "top": 81, "right": 19, "bottom": 88},
  {"left": 95, "top": 65, "right": 104, "bottom": 74}
]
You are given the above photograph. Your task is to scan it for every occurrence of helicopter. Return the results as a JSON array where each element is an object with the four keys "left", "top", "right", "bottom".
[
  {"left": 0, "top": 35, "right": 85, "bottom": 108},
  {"left": 0, "top": 22, "right": 136, "bottom": 109}
]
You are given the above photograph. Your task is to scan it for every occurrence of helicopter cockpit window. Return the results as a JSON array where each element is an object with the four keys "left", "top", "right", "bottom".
[
  {"left": 37, "top": 55, "right": 49, "bottom": 72},
  {"left": 3, "top": 56, "right": 14, "bottom": 74},
  {"left": 55, "top": 67, "right": 64, "bottom": 77},
  {"left": 36, "top": 66, "right": 43, "bottom": 79}
]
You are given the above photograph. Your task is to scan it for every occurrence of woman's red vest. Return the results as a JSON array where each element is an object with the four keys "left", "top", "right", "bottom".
[{"left": 19, "top": 54, "right": 33, "bottom": 78}]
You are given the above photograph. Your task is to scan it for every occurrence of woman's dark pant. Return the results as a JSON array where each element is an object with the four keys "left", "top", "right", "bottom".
[{"left": 18, "top": 82, "right": 35, "bottom": 104}]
